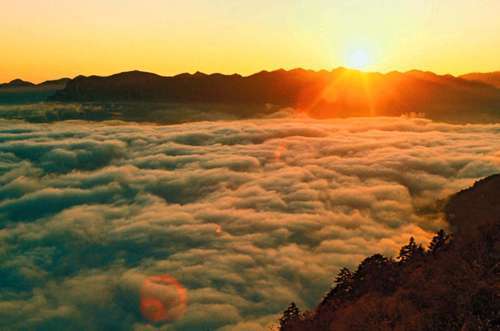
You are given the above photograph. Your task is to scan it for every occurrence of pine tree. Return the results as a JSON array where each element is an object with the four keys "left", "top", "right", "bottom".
[
  {"left": 335, "top": 267, "right": 353, "bottom": 285},
  {"left": 398, "top": 237, "right": 425, "bottom": 263},
  {"left": 320, "top": 267, "right": 354, "bottom": 308},
  {"left": 334, "top": 267, "right": 353, "bottom": 294},
  {"left": 428, "top": 229, "right": 450, "bottom": 255},
  {"left": 279, "top": 302, "right": 300, "bottom": 330}
]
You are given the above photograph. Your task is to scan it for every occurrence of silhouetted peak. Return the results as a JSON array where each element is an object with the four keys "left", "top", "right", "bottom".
[
  {"left": 73, "top": 75, "right": 88, "bottom": 80},
  {"left": 0, "top": 79, "right": 35, "bottom": 88},
  {"left": 110, "top": 70, "right": 161, "bottom": 79},
  {"left": 330, "top": 66, "right": 352, "bottom": 75},
  {"left": 289, "top": 68, "right": 309, "bottom": 74},
  {"left": 193, "top": 71, "right": 207, "bottom": 77},
  {"left": 249, "top": 70, "right": 270, "bottom": 78}
]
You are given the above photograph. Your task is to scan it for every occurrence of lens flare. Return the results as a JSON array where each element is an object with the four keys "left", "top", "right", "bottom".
[{"left": 140, "top": 274, "right": 187, "bottom": 323}]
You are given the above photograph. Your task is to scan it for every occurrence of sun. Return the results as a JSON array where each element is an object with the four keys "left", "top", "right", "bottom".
[{"left": 345, "top": 49, "right": 372, "bottom": 70}]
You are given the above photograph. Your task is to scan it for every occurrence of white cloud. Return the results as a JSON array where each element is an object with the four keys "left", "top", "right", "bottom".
[{"left": 0, "top": 116, "right": 499, "bottom": 330}]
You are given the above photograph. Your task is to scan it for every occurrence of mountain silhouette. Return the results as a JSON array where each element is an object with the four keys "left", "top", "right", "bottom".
[
  {"left": 47, "top": 68, "right": 500, "bottom": 120},
  {"left": 2, "top": 69, "right": 500, "bottom": 121},
  {"left": 0, "top": 78, "right": 69, "bottom": 104},
  {"left": 460, "top": 71, "right": 500, "bottom": 89},
  {"left": 0, "top": 79, "right": 35, "bottom": 88}
]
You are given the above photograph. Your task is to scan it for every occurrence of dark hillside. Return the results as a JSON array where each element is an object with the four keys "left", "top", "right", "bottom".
[
  {"left": 279, "top": 174, "right": 500, "bottom": 331},
  {"left": 461, "top": 72, "right": 500, "bottom": 89}
]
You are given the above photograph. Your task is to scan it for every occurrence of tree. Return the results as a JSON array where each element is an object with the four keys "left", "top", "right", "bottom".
[
  {"left": 398, "top": 237, "right": 425, "bottom": 263},
  {"left": 279, "top": 302, "right": 300, "bottom": 330},
  {"left": 428, "top": 229, "right": 450, "bottom": 255},
  {"left": 352, "top": 254, "right": 397, "bottom": 294},
  {"left": 335, "top": 267, "right": 353, "bottom": 285},
  {"left": 319, "top": 267, "right": 354, "bottom": 309},
  {"left": 356, "top": 254, "right": 391, "bottom": 278},
  {"left": 334, "top": 267, "right": 353, "bottom": 295}
]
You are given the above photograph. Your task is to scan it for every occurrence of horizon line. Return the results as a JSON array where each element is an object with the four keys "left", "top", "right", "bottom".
[{"left": 2, "top": 66, "right": 500, "bottom": 86}]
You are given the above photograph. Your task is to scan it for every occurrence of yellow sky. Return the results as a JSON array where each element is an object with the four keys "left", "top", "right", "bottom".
[{"left": 1, "top": 0, "right": 500, "bottom": 83}]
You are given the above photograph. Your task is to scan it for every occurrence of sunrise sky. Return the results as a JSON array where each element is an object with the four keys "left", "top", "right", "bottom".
[{"left": 2, "top": 0, "right": 500, "bottom": 83}]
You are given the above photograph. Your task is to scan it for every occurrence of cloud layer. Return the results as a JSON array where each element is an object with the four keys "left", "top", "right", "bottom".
[{"left": 1, "top": 116, "right": 499, "bottom": 330}]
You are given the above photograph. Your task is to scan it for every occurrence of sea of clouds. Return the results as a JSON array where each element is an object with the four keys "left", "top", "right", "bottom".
[{"left": 1, "top": 115, "right": 499, "bottom": 330}]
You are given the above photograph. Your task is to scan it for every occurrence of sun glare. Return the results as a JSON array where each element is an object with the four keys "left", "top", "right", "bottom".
[{"left": 346, "top": 49, "right": 371, "bottom": 70}]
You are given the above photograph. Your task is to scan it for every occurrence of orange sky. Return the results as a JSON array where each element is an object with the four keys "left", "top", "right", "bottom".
[{"left": 1, "top": 0, "right": 500, "bottom": 83}]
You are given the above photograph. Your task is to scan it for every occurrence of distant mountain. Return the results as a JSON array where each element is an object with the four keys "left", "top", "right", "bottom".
[
  {"left": 38, "top": 78, "right": 71, "bottom": 87},
  {"left": 49, "top": 69, "right": 500, "bottom": 121},
  {"left": 3, "top": 70, "right": 500, "bottom": 121},
  {"left": 0, "top": 77, "right": 70, "bottom": 89},
  {"left": 0, "top": 79, "right": 35, "bottom": 88},
  {"left": 0, "top": 78, "right": 69, "bottom": 104},
  {"left": 461, "top": 72, "right": 500, "bottom": 89},
  {"left": 278, "top": 174, "right": 500, "bottom": 331}
]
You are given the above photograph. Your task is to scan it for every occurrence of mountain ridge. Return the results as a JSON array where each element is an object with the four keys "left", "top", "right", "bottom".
[
  {"left": 2, "top": 69, "right": 500, "bottom": 121},
  {"left": 0, "top": 79, "right": 35, "bottom": 88},
  {"left": 0, "top": 77, "right": 70, "bottom": 88},
  {"left": 47, "top": 68, "right": 500, "bottom": 120},
  {"left": 3, "top": 68, "right": 499, "bottom": 90},
  {"left": 460, "top": 71, "right": 500, "bottom": 89},
  {"left": 0, "top": 78, "right": 70, "bottom": 104}
]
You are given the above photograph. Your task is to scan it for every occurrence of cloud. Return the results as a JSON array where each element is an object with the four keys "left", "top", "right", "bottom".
[{"left": 0, "top": 116, "right": 499, "bottom": 330}]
